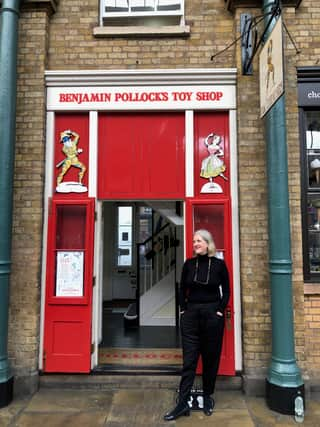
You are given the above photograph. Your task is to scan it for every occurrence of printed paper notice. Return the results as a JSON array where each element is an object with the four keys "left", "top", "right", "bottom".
[{"left": 56, "top": 251, "right": 84, "bottom": 297}]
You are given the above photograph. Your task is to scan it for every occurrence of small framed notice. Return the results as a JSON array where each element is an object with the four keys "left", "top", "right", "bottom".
[{"left": 56, "top": 251, "right": 84, "bottom": 297}]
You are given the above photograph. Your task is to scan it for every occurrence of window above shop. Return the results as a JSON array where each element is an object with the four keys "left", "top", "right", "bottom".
[
  {"left": 94, "top": 0, "right": 190, "bottom": 37},
  {"left": 102, "top": 0, "right": 183, "bottom": 24}
]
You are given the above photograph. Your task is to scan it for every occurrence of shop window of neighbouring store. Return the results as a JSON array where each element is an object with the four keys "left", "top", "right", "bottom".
[
  {"left": 301, "top": 110, "right": 320, "bottom": 281},
  {"left": 95, "top": 0, "right": 190, "bottom": 36}
]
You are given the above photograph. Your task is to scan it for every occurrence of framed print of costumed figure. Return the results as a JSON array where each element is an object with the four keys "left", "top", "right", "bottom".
[
  {"left": 56, "top": 129, "right": 88, "bottom": 193},
  {"left": 200, "top": 133, "right": 227, "bottom": 193}
]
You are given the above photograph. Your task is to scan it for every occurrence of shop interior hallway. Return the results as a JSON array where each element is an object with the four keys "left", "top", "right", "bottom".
[
  {"left": 98, "top": 201, "right": 184, "bottom": 371},
  {"left": 97, "top": 304, "right": 182, "bottom": 372},
  {"left": 100, "top": 304, "right": 181, "bottom": 348}
]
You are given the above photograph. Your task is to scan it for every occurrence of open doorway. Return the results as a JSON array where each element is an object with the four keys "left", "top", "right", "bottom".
[{"left": 98, "top": 200, "right": 184, "bottom": 370}]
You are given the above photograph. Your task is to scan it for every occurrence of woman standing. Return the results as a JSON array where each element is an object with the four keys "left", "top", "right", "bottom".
[{"left": 164, "top": 229, "right": 230, "bottom": 421}]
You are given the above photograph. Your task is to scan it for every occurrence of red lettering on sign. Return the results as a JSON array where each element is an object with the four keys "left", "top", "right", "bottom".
[
  {"left": 58, "top": 90, "right": 224, "bottom": 104},
  {"left": 114, "top": 92, "right": 169, "bottom": 102},
  {"left": 59, "top": 92, "right": 112, "bottom": 104},
  {"left": 196, "top": 91, "right": 224, "bottom": 101},
  {"left": 172, "top": 91, "right": 192, "bottom": 101}
]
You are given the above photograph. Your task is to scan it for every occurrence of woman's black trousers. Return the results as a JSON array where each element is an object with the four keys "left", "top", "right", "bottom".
[{"left": 178, "top": 302, "right": 225, "bottom": 403}]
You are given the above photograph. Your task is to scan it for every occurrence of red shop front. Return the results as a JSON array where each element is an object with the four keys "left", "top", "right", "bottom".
[{"left": 41, "top": 69, "right": 240, "bottom": 377}]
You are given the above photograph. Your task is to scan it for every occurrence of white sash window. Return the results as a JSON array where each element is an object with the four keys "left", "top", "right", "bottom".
[{"left": 101, "top": 0, "right": 184, "bottom": 26}]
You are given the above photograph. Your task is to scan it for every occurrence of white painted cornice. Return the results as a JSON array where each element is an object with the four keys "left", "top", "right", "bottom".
[{"left": 45, "top": 68, "right": 237, "bottom": 87}]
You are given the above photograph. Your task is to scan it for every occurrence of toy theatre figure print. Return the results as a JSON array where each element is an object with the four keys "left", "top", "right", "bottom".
[
  {"left": 56, "top": 129, "right": 87, "bottom": 193},
  {"left": 200, "top": 132, "right": 227, "bottom": 194}
]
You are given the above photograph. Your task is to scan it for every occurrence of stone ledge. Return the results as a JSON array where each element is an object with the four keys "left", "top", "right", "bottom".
[
  {"left": 13, "top": 372, "right": 39, "bottom": 398},
  {"left": 39, "top": 374, "right": 242, "bottom": 390},
  {"left": 304, "top": 283, "right": 320, "bottom": 295},
  {"left": 243, "top": 374, "right": 266, "bottom": 397},
  {"left": 243, "top": 374, "right": 316, "bottom": 398},
  {"left": 93, "top": 25, "right": 190, "bottom": 38},
  {"left": 309, "top": 376, "right": 320, "bottom": 398}
]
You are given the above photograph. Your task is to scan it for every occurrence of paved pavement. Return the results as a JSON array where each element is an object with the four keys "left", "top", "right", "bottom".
[{"left": 0, "top": 387, "right": 319, "bottom": 427}]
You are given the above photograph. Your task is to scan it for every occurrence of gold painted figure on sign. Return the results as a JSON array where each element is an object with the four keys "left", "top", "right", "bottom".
[
  {"left": 266, "top": 39, "right": 275, "bottom": 91},
  {"left": 56, "top": 130, "right": 87, "bottom": 193},
  {"left": 200, "top": 133, "right": 227, "bottom": 193}
]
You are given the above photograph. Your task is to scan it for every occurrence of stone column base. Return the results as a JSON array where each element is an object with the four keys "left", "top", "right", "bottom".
[
  {"left": 0, "top": 376, "right": 14, "bottom": 408},
  {"left": 13, "top": 371, "right": 39, "bottom": 398},
  {"left": 266, "top": 379, "right": 305, "bottom": 415}
]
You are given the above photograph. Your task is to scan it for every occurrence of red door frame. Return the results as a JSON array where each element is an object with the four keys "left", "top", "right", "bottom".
[
  {"left": 43, "top": 198, "right": 95, "bottom": 373},
  {"left": 42, "top": 110, "right": 236, "bottom": 374},
  {"left": 185, "top": 198, "right": 235, "bottom": 375}
]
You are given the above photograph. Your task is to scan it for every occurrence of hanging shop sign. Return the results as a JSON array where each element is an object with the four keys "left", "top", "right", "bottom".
[
  {"left": 47, "top": 85, "right": 236, "bottom": 111},
  {"left": 259, "top": 17, "right": 284, "bottom": 118}
]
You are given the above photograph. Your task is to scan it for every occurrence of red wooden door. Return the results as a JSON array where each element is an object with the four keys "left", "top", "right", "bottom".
[
  {"left": 185, "top": 199, "right": 235, "bottom": 375},
  {"left": 43, "top": 198, "right": 95, "bottom": 372}
]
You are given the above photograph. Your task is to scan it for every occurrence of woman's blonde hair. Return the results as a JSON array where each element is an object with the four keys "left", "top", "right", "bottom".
[{"left": 194, "top": 229, "right": 216, "bottom": 257}]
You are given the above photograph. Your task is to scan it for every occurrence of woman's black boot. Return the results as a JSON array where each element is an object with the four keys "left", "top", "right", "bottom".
[
  {"left": 163, "top": 401, "right": 190, "bottom": 421},
  {"left": 203, "top": 395, "right": 214, "bottom": 416}
]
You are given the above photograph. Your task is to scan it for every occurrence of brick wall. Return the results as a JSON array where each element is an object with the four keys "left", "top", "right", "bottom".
[
  {"left": 304, "top": 295, "right": 320, "bottom": 374},
  {"left": 234, "top": 7, "right": 270, "bottom": 377},
  {"left": 234, "top": 1, "right": 320, "bottom": 381},
  {"left": 47, "top": 0, "right": 236, "bottom": 70},
  {"left": 7, "top": 0, "right": 320, "bottom": 394},
  {"left": 8, "top": 8, "right": 49, "bottom": 395},
  {"left": 295, "top": 0, "right": 320, "bottom": 376}
]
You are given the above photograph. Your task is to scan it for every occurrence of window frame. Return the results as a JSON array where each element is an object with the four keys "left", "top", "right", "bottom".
[
  {"left": 116, "top": 205, "right": 134, "bottom": 268},
  {"left": 300, "top": 107, "right": 320, "bottom": 282},
  {"left": 99, "top": 0, "right": 185, "bottom": 27}
]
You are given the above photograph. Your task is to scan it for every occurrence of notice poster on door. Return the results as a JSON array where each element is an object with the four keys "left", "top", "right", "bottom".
[{"left": 56, "top": 251, "right": 84, "bottom": 297}]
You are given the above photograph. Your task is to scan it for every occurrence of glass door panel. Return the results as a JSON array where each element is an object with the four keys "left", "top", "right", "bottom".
[
  {"left": 55, "top": 205, "right": 87, "bottom": 297},
  {"left": 193, "top": 204, "right": 225, "bottom": 258},
  {"left": 185, "top": 198, "right": 235, "bottom": 375}
]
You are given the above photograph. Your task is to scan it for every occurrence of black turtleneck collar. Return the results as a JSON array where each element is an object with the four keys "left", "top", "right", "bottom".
[{"left": 197, "top": 253, "right": 209, "bottom": 261}]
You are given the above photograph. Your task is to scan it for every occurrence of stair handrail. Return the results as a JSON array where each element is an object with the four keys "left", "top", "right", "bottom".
[
  {"left": 136, "top": 222, "right": 175, "bottom": 303},
  {"left": 138, "top": 222, "right": 171, "bottom": 247}
]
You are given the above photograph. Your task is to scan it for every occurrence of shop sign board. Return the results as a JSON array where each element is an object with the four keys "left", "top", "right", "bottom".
[
  {"left": 259, "top": 17, "right": 284, "bottom": 118},
  {"left": 47, "top": 85, "right": 236, "bottom": 110},
  {"left": 298, "top": 83, "right": 320, "bottom": 107}
]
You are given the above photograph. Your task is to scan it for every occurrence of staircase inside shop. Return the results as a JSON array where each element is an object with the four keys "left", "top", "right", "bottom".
[
  {"left": 124, "top": 201, "right": 183, "bottom": 328},
  {"left": 137, "top": 222, "right": 179, "bottom": 327}
]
